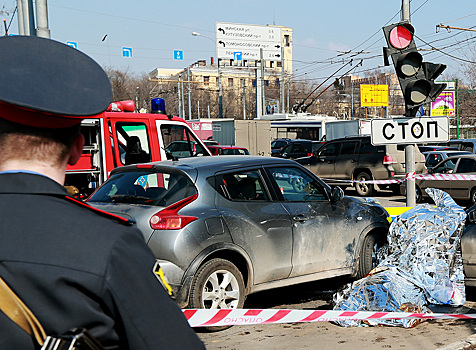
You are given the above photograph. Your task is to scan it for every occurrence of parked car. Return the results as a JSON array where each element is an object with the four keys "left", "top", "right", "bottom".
[
  {"left": 273, "top": 139, "right": 324, "bottom": 159},
  {"left": 203, "top": 139, "right": 220, "bottom": 147},
  {"left": 207, "top": 145, "right": 250, "bottom": 156},
  {"left": 296, "top": 135, "right": 427, "bottom": 196},
  {"left": 418, "top": 145, "right": 458, "bottom": 153},
  {"left": 460, "top": 204, "right": 476, "bottom": 287},
  {"left": 423, "top": 150, "right": 472, "bottom": 168},
  {"left": 271, "top": 138, "right": 294, "bottom": 156},
  {"left": 401, "top": 154, "right": 476, "bottom": 204},
  {"left": 164, "top": 140, "right": 209, "bottom": 159},
  {"left": 438, "top": 139, "right": 476, "bottom": 153},
  {"left": 87, "top": 156, "right": 390, "bottom": 316}
]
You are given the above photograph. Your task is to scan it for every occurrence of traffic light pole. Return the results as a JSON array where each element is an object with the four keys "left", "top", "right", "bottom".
[
  {"left": 405, "top": 144, "right": 416, "bottom": 207},
  {"left": 402, "top": 0, "right": 415, "bottom": 207}
]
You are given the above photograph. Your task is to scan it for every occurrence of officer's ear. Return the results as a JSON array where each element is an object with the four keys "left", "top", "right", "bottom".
[{"left": 67, "top": 133, "right": 85, "bottom": 166}]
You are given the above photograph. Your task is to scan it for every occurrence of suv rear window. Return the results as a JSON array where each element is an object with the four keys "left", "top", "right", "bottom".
[{"left": 88, "top": 170, "right": 197, "bottom": 207}]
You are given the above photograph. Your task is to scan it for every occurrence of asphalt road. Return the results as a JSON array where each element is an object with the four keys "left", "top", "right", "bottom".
[{"left": 197, "top": 188, "right": 476, "bottom": 350}]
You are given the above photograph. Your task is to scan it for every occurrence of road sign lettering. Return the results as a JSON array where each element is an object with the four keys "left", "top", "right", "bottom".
[
  {"left": 216, "top": 22, "right": 282, "bottom": 60},
  {"left": 371, "top": 117, "right": 449, "bottom": 145}
]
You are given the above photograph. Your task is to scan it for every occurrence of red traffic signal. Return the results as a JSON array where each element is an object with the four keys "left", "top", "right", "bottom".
[
  {"left": 388, "top": 22, "right": 414, "bottom": 49},
  {"left": 382, "top": 21, "right": 446, "bottom": 117}
]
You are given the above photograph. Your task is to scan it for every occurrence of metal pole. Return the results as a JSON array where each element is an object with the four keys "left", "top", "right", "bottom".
[
  {"left": 406, "top": 144, "right": 416, "bottom": 207},
  {"left": 16, "top": 0, "right": 24, "bottom": 35},
  {"left": 242, "top": 78, "right": 246, "bottom": 119},
  {"left": 456, "top": 79, "right": 460, "bottom": 139},
  {"left": 281, "top": 46, "right": 285, "bottom": 113},
  {"left": 256, "top": 61, "right": 263, "bottom": 118},
  {"left": 178, "top": 77, "right": 182, "bottom": 118},
  {"left": 286, "top": 73, "right": 290, "bottom": 113},
  {"left": 351, "top": 80, "right": 354, "bottom": 119},
  {"left": 401, "top": 0, "right": 415, "bottom": 207},
  {"left": 197, "top": 100, "right": 200, "bottom": 119},
  {"left": 218, "top": 59, "right": 223, "bottom": 118},
  {"left": 260, "top": 48, "right": 266, "bottom": 116},
  {"left": 401, "top": 0, "right": 410, "bottom": 22},
  {"left": 35, "top": 0, "right": 50, "bottom": 38},
  {"left": 187, "top": 66, "right": 192, "bottom": 120}
]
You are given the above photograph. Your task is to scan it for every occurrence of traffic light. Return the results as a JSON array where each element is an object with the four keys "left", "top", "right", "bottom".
[{"left": 382, "top": 21, "right": 447, "bottom": 117}]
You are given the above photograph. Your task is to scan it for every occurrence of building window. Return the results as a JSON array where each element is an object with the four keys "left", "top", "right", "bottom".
[
  {"left": 204, "top": 76, "right": 210, "bottom": 85},
  {"left": 284, "top": 34, "right": 290, "bottom": 47},
  {"left": 228, "top": 78, "right": 233, "bottom": 87}
]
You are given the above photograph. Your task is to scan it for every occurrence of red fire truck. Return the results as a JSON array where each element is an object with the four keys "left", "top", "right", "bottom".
[{"left": 65, "top": 98, "right": 211, "bottom": 197}]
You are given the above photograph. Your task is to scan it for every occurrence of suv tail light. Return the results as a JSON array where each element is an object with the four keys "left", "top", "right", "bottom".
[
  {"left": 150, "top": 194, "right": 198, "bottom": 230},
  {"left": 383, "top": 155, "right": 396, "bottom": 165},
  {"left": 307, "top": 152, "right": 313, "bottom": 157}
]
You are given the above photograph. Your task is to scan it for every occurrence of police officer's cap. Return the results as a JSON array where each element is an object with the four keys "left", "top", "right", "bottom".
[{"left": 0, "top": 36, "right": 112, "bottom": 128}]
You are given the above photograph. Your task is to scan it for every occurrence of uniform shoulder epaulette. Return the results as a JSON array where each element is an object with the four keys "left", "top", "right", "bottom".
[{"left": 64, "top": 196, "right": 135, "bottom": 225}]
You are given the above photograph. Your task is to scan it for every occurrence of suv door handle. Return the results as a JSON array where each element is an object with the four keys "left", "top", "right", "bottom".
[{"left": 293, "top": 215, "right": 310, "bottom": 222}]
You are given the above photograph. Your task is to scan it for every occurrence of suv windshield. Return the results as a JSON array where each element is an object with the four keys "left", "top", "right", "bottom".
[{"left": 88, "top": 170, "right": 197, "bottom": 207}]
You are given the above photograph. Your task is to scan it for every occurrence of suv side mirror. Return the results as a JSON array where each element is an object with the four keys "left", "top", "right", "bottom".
[
  {"left": 331, "top": 186, "right": 344, "bottom": 202},
  {"left": 468, "top": 209, "right": 476, "bottom": 224}
]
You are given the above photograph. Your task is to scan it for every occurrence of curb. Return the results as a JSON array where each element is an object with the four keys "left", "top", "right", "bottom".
[{"left": 438, "top": 334, "right": 476, "bottom": 350}]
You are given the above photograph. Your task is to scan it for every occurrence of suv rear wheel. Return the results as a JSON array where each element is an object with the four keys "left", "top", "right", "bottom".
[{"left": 354, "top": 172, "right": 374, "bottom": 196}]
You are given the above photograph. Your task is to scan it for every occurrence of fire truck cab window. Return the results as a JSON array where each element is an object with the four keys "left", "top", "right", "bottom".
[
  {"left": 116, "top": 123, "right": 151, "bottom": 165},
  {"left": 160, "top": 124, "right": 208, "bottom": 159}
]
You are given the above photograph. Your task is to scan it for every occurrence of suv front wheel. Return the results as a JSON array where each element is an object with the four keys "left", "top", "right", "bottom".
[{"left": 354, "top": 172, "right": 374, "bottom": 196}]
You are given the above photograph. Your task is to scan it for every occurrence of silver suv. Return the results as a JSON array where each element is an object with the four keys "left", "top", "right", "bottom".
[
  {"left": 87, "top": 156, "right": 390, "bottom": 316},
  {"left": 296, "top": 135, "right": 426, "bottom": 196}
]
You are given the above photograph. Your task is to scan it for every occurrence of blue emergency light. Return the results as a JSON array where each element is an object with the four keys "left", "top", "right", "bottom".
[{"left": 151, "top": 98, "right": 166, "bottom": 114}]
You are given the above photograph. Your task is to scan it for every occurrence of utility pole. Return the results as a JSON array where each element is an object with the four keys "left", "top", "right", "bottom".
[
  {"left": 16, "top": 0, "right": 24, "bottom": 35},
  {"left": 177, "top": 74, "right": 183, "bottom": 118},
  {"left": 256, "top": 58, "right": 264, "bottom": 118},
  {"left": 187, "top": 66, "right": 192, "bottom": 120},
  {"left": 261, "top": 48, "right": 266, "bottom": 116},
  {"left": 35, "top": 0, "right": 50, "bottom": 38},
  {"left": 242, "top": 78, "right": 246, "bottom": 119},
  {"left": 218, "top": 59, "right": 223, "bottom": 118},
  {"left": 401, "top": 0, "right": 416, "bottom": 207},
  {"left": 281, "top": 46, "right": 285, "bottom": 114}
]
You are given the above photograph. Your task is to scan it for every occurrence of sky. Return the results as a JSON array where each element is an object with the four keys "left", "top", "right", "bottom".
[{"left": 1, "top": 0, "right": 475, "bottom": 84}]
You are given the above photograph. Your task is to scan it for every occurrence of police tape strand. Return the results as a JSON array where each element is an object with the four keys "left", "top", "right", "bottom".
[
  {"left": 320, "top": 173, "right": 476, "bottom": 185},
  {"left": 183, "top": 308, "right": 476, "bottom": 327}
]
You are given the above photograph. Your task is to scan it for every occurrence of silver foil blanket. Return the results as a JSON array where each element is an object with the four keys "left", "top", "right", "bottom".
[{"left": 333, "top": 188, "right": 467, "bottom": 327}]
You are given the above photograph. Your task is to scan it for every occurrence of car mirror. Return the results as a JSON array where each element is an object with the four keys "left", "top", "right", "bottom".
[
  {"left": 331, "top": 186, "right": 344, "bottom": 202},
  {"left": 468, "top": 209, "right": 476, "bottom": 224}
]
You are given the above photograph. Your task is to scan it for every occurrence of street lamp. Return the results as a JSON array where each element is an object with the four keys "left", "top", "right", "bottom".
[{"left": 191, "top": 31, "right": 223, "bottom": 118}]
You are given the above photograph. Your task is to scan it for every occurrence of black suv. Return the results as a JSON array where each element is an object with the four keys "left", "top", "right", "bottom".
[
  {"left": 273, "top": 139, "right": 324, "bottom": 159},
  {"left": 296, "top": 135, "right": 426, "bottom": 196}
]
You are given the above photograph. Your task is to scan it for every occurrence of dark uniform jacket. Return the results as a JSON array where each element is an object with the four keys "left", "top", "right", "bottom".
[{"left": 0, "top": 172, "right": 205, "bottom": 350}]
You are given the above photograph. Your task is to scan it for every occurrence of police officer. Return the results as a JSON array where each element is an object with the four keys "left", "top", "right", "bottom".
[{"left": 0, "top": 36, "right": 205, "bottom": 349}]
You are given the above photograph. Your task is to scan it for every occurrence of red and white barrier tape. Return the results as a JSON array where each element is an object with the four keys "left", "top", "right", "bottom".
[
  {"left": 183, "top": 308, "right": 476, "bottom": 327},
  {"left": 320, "top": 173, "right": 476, "bottom": 185}
]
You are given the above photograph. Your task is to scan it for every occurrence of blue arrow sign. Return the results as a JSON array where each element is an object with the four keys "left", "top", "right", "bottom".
[
  {"left": 122, "top": 47, "right": 133, "bottom": 58},
  {"left": 174, "top": 50, "right": 183, "bottom": 60},
  {"left": 66, "top": 41, "right": 77, "bottom": 49},
  {"left": 234, "top": 52, "right": 243, "bottom": 61}
]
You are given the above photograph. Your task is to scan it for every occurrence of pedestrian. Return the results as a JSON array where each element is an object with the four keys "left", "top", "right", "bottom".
[{"left": 0, "top": 35, "right": 204, "bottom": 349}]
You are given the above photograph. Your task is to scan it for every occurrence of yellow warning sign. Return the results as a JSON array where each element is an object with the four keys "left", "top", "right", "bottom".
[{"left": 360, "top": 84, "right": 389, "bottom": 107}]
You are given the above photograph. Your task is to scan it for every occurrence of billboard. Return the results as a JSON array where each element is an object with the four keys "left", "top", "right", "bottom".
[
  {"left": 431, "top": 81, "right": 456, "bottom": 117},
  {"left": 360, "top": 84, "right": 389, "bottom": 107}
]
